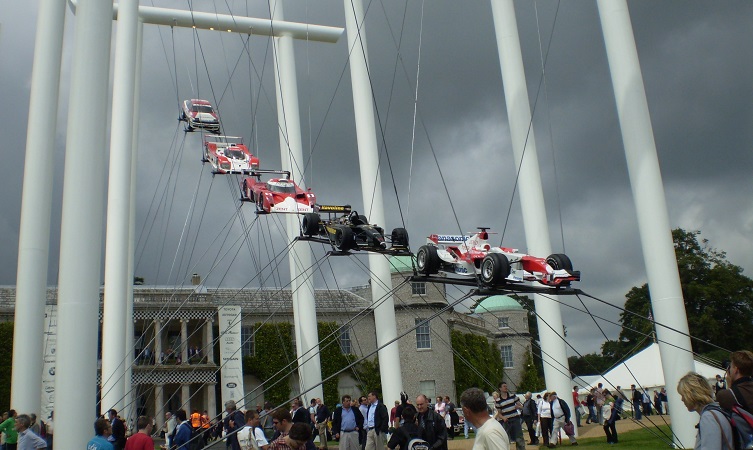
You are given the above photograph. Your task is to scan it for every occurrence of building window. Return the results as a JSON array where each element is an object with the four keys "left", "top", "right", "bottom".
[
  {"left": 419, "top": 380, "right": 436, "bottom": 399},
  {"left": 241, "top": 326, "right": 255, "bottom": 357},
  {"left": 415, "top": 319, "right": 431, "bottom": 349},
  {"left": 340, "top": 326, "right": 352, "bottom": 355},
  {"left": 411, "top": 282, "right": 427, "bottom": 296},
  {"left": 500, "top": 345, "right": 514, "bottom": 368},
  {"left": 498, "top": 317, "right": 509, "bottom": 329}
]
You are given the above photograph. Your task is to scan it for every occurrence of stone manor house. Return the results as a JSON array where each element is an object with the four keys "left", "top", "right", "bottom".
[{"left": 0, "top": 256, "right": 531, "bottom": 427}]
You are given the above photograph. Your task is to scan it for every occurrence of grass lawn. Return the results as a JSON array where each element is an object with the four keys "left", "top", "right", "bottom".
[{"left": 537, "top": 425, "right": 676, "bottom": 450}]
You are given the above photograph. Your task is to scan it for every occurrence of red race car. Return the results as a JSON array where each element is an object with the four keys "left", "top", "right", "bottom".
[
  {"left": 240, "top": 172, "right": 317, "bottom": 214},
  {"left": 203, "top": 136, "right": 259, "bottom": 174},
  {"left": 180, "top": 99, "right": 220, "bottom": 133},
  {"left": 416, "top": 228, "right": 580, "bottom": 288}
]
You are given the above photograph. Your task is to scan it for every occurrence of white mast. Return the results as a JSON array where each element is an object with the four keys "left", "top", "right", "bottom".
[
  {"left": 489, "top": 0, "right": 575, "bottom": 425},
  {"left": 597, "top": 1, "right": 696, "bottom": 446},
  {"left": 269, "top": 0, "right": 324, "bottom": 405},
  {"left": 11, "top": 0, "right": 66, "bottom": 416},
  {"left": 343, "top": 0, "right": 404, "bottom": 405}
]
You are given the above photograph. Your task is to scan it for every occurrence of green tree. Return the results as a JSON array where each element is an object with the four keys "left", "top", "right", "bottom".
[
  {"left": 450, "top": 330, "right": 504, "bottom": 395},
  {"left": 353, "top": 357, "right": 381, "bottom": 396},
  {"left": 516, "top": 296, "right": 545, "bottom": 380},
  {"left": 317, "top": 322, "right": 356, "bottom": 407},
  {"left": 518, "top": 350, "right": 544, "bottom": 392},
  {"left": 603, "top": 229, "right": 753, "bottom": 360},
  {"left": 0, "top": 322, "right": 12, "bottom": 412},
  {"left": 567, "top": 352, "right": 615, "bottom": 377},
  {"left": 244, "top": 322, "right": 295, "bottom": 406}
]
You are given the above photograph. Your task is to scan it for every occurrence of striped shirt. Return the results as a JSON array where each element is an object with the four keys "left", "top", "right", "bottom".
[{"left": 496, "top": 394, "right": 520, "bottom": 419}]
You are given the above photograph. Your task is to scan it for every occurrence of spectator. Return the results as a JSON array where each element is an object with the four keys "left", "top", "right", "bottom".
[
  {"left": 224, "top": 400, "right": 246, "bottom": 450},
  {"left": 521, "top": 392, "right": 538, "bottom": 446},
  {"left": 496, "top": 383, "right": 524, "bottom": 450},
  {"left": 0, "top": 410, "right": 18, "bottom": 450},
  {"left": 172, "top": 410, "right": 193, "bottom": 450},
  {"left": 15, "top": 414, "right": 46, "bottom": 449},
  {"left": 364, "top": 392, "right": 389, "bottom": 450},
  {"left": 585, "top": 389, "right": 596, "bottom": 424},
  {"left": 238, "top": 410, "right": 270, "bottom": 450},
  {"left": 537, "top": 393, "right": 553, "bottom": 448},
  {"left": 415, "top": 395, "right": 447, "bottom": 450},
  {"left": 315, "top": 398, "right": 330, "bottom": 450},
  {"left": 630, "top": 385, "right": 642, "bottom": 420},
  {"left": 727, "top": 350, "right": 753, "bottom": 413},
  {"left": 715, "top": 374, "right": 727, "bottom": 394},
  {"left": 124, "top": 416, "right": 153, "bottom": 450},
  {"left": 641, "top": 390, "right": 652, "bottom": 417},
  {"left": 460, "top": 388, "right": 509, "bottom": 450},
  {"left": 548, "top": 392, "right": 577, "bottom": 446},
  {"left": 602, "top": 402, "right": 618, "bottom": 445},
  {"left": 332, "top": 395, "right": 364, "bottom": 450},
  {"left": 678, "top": 372, "right": 734, "bottom": 450},
  {"left": 108, "top": 409, "right": 126, "bottom": 450},
  {"left": 87, "top": 418, "right": 114, "bottom": 450},
  {"left": 572, "top": 387, "right": 581, "bottom": 428},
  {"left": 387, "top": 406, "right": 421, "bottom": 450},
  {"left": 653, "top": 391, "right": 663, "bottom": 415},
  {"left": 261, "top": 403, "right": 275, "bottom": 440},
  {"left": 444, "top": 396, "right": 459, "bottom": 440}
]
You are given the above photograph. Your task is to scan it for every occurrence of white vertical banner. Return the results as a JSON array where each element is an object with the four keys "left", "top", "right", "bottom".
[
  {"left": 218, "top": 306, "right": 244, "bottom": 411},
  {"left": 41, "top": 304, "right": 57, "bottom": 421}
]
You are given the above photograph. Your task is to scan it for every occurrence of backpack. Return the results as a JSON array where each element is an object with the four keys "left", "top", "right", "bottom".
[
  {"left": 407, "top": 438, "right": 430, "bottom": 450},
  {"left": 706, "top": 405, "right": 753, "bottom": 450}
]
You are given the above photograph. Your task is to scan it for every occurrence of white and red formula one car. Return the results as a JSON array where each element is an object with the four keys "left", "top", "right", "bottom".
[{"left": 416, "top": 228, "right": 580, "bottom": 288}]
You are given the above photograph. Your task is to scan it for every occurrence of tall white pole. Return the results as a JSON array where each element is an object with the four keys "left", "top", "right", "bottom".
[
  {"left": 123, "top": 19, "right": 144, "bottom": 426},
  {"left": 102, "top": 0, "right": 139, "bottom": 415},
  {"left": 11, "top": 0, "right": 66, "bottom": 416},
  {"left": 490, "top": 0, "right": 574, "bottom": 419},
  {"left": 269, "top": 0, "right": 324, "bottom": 405},
  {"left": 343, "top": 0, "right": 403, "bottom": 405},
  {"left": 54, "top": 0, "right": 112, "bottom": 446},
  {"left": 597, "top": 1, "right": 696, "bottom": 446}
]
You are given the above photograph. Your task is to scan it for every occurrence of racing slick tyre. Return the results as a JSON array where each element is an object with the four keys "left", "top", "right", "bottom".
[
  {"left": 391, "top": 228, "right": 409, "bottom": 248},
  {"left": 255, "top": 194, "right": 265, "bottom": 214},
  {"left": 546, "top": 253, "right": 573, "bottom": 271},
  {"left": 301, "top": 213, "right": 321, "bottom": 237},
  {"left": 480, "top": 253, "right": 511, "bottom": 287},
  {"left": 416, "top": 245, "right": 440, "bottom": 275},
  {"left": 334, "top": 226, "right": 356, "bottom": 251}
]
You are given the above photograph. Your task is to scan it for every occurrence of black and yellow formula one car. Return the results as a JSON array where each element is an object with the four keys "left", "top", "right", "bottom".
[{"left": 298, "top": 205, "right": 410, "bottom": 255}]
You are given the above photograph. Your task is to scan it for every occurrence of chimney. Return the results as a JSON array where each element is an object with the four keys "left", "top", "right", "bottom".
[{"left": 191, "top": 273, "right": 201, "bottom": 286}]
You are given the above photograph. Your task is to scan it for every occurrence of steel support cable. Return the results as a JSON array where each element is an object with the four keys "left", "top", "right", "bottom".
[
  {"left": 153, "top": 130, "right": 190, "bottom": 282},
  {"left": 345, "top": 0, "right": 407, "bottom": 229},
  {"left": 181, "top": 174, "right": 217, "bottom": 282},
  {"left": 98, "top": 208, "right": 269, "bottom": 407},
  {"left": 103, "top": 230, "right": 303, "bottom": 413},
  {"left": 224, "top": 175, "right": 263, "bottom": 277},
  {"left": 576, "top": 291, "right": 733, "bottom": 356},
  {"left": 172, "top": 25, "right": 181, "bottom": 112},
  {"left": 167, "top": 163, "right": 209, "bottom": 285},
  {"left": 533, "top": 0, "right": 566, "bottom": 253},
  {"left": 519, "top": 294, "right": 677, "bottom": 447},
  {"left": 404, "top": 0, "right": 424, "bottom": 228},
  {"left": 135, "top": 127, "right": 186, "bottom": 269},
  {"left": 497, "top": 0, "right": 561, "bottom": 247}
]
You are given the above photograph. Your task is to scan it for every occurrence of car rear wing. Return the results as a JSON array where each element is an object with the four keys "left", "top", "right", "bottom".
[
  {"left": 204, "top": 135, "right": 244, "bottom": 145},
  {"left": 249, "top": 169, "right": 292, "bottom": 179},
  {"left": 317, "top": 204, "right": 352, "bottom": 214}
]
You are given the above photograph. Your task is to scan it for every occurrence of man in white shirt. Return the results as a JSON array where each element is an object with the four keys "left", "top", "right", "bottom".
[
  {"left": 460, "top": 388, "right": 509, "bottom": 450},
  {"left": 238, "top": 410, "right": 270, "bottom": 450}
]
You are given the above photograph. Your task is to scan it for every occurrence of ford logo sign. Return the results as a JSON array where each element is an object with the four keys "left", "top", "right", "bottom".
[{"left": 227, "top": 383, "right": 237, "bottom": 388}]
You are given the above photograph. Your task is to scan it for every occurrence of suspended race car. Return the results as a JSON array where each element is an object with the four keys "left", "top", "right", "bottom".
[
  {"left": 416, "top": 228, "right": 580, "bottom": 288},
  {"left": 298, "top": 205, "right": 410, "bottom": 254},
  {"left": 180, "top": 99, "right": 220, "bottom": 133},
  {"left": 203, "top": 136, "right": 259, "bottom": 174},
  {"left": 240, "top": 171, "right": 317, "bottom": 214}
]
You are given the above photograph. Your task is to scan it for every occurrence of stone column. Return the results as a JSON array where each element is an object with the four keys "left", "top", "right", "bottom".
[
  {"left": 205, "top": 383, "right": 217, "bottom": 418},
  {"left": 154, "top": 383, "right": 165, "bottom": 429},
  {"left": 181, "top": 319, "right": 189, "bottom": 364},
  {"left": 204, "top": 318, "right": 214, "bottom": 364},
  {"left": 182, "top": 383, "right": 191, "bottom": 413},
  {"left": 153, "top": 320, "right": 162, "bottom": 364}
]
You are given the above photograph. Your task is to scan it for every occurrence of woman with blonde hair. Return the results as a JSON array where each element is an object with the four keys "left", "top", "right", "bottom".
[{"left": 677, "top": 372, "right": 734, "bottom": 449}]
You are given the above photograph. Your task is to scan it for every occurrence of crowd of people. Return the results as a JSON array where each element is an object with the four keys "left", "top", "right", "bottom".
[{"left": 3, "top": 349, "right": 750, "bottom": 450}]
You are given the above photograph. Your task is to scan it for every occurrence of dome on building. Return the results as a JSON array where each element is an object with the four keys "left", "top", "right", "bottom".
[
  {"left": 474, "top": 295, "right": 523, "bottom": 313},
  {"left": 388, "top": 255, "right": 415, "bottom": 273}
]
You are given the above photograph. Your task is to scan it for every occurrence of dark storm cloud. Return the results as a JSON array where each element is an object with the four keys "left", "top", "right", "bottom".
[{"left": 3, "top": 1, "right": 753, "bottom": 356}]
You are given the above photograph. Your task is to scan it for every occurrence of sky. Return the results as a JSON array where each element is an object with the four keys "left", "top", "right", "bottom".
[{"left": 1, "top": 1, "right": 752, "bottom": 358}]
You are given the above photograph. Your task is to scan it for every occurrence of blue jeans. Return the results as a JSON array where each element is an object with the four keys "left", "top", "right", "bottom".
[
  {"left": 464, "top": 420, "right": 475, "bottom": 438},
  {"left": 633, "top": 400, "right": 642, "bottom": 420}
]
